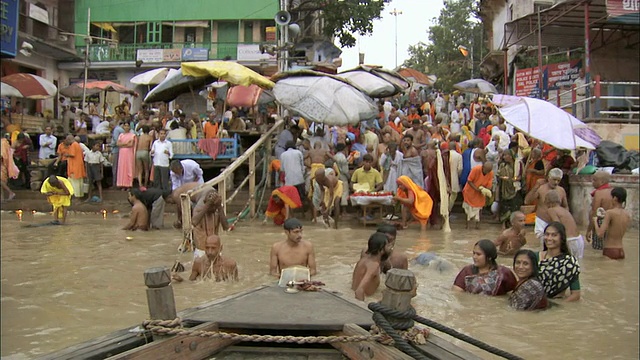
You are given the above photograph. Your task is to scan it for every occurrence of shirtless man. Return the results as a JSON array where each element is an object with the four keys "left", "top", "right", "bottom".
[
  {"left": 312, "top": 168, "right": 341, "bottom": 229},
  {"left": 493, "top": 211, "right": 527, "bottom": 256},
  {"left": 360, "top": 224, "right": 408, "bottom": 274},
  {"left": 269, "top": 218, "right": 317, "bottom": 277},
  {"left": 192, "top": 188, "right": 229, "bottom": 253},
  {"left": 545, "top": 190, "right": 583, "bottom": 260},
  {"left": 594, "top": 187, "right": 631, "bottom": 260},
  {"left": 123, "top": 190, "right": 150, "bottom": 231},
  {"left": 168, "top": 182, "right": 201, "bottom": 229},
  {"left": 136, "top": 125, "right": 153, "bottom": 188},
  {"left": 587, "top": 171, "right": 614, "bottom": 250},
  {"left": 307, "top": 142, "right": 332, "bottom": 175},
  {"left": 352, "top": 232, "right": 391, "bottom": 301},
  {"left": 405, "top": 119, "right": 426, "bottom": 150},
  {"left": 377, "top": 132, "right": 392, "bottom": 160},
  {"left": 524, "top": 168, "right": 568, "bottom": 249},
  {"left": 175, "top": 235, "right": 238, "bottom": 282},
  {"left": 400, "top": 134, "right": 420, "bottom": 158}
]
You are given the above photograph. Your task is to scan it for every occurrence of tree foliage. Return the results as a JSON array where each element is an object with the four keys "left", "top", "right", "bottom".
[
  {"left": 289, "top": 0, "right": 390, "bottom": 48},
  {"left": 404, "top": 0, "right": 485, "bottom": 92}
]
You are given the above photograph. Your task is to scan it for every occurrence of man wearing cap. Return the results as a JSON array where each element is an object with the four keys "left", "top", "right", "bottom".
[
  {"left": 524, "top": 168, "right": 569, "bottom": 249},
  {"left": 269, "top": 218, "right": 317, "bottom": 277}
]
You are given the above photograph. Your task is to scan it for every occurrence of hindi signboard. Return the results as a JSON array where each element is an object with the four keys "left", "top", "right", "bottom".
[
  {"left": 515, "top": 60, "right": 582, "bottom": 98},
  {"left": 1, "top": 0, "right": 19, "bottom": 58},
  {"left": 607, "top": 0, "right": 640, "bottom": 23},
  {"left": 136, "top": 49, "right": 163, "bottom": 63}
]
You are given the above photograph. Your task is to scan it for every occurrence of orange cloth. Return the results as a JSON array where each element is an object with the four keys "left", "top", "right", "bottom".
[
  {"left": 203, "top": 122, "right": 219, "bottom": 139},
  {"left": 408, "top": 113, "right": 421, "bottom": 122},
  {"left": 66, "top": 142, "right": 86, "bottom": 179},
  {"left": 265, "top": 185, "right": 303, "bottom": 225},
  {"left": 197, "top": 138, "right": 222, "bottom": 159},
  {"left": 462, "top": 165, "right": 493, "bottom": 208},
  {"left": 1, "top": 138, "right": 19, "bottom": 182},
  {"left": 542, "top": 143, "right": 557, "bottom": 162},
  {"left": 396, "top": 175, "right": 433, "bottom": 225},
  {"left": 269, "top": 159, "right": 281, "bottom": 172},
  {"left": 388, "top": 121, "right": 403, "bottom": 134}
]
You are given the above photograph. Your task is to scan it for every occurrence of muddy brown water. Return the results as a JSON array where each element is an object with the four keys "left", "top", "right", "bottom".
[{"left": 1, "top": 212, "right": 638, "bottom": 359}]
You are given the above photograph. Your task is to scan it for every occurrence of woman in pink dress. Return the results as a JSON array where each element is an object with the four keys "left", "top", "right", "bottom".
[{"left": 116, "top": 123, "right": 136, "bottom": 189}]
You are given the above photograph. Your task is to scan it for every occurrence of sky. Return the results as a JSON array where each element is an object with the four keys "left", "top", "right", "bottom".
[{"left": 336, "top": 0, "right": 445, "bottom": 71}]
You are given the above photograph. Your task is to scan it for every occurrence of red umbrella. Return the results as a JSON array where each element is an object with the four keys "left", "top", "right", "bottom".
[
  {"left": 1, "top": 73, "right": 58, "bottom": 99},
  {"left": 59, "top": 80, "right": 138, "bottom": 98}
]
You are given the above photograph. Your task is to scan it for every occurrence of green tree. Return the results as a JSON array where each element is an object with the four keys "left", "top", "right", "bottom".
[
  {"left": 404, "top": 0, "right": 485, "bottom": 92},
  {"left": 289, "top": 0, "right": 390, "bottom": 48}
]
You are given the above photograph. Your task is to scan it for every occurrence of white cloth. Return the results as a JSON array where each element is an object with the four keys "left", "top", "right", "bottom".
[
  {"left": 38, "top": 134, "right": 57, "bottom": 159},
  {"left": 567, "top": 235, "right": 585, "bottom": 260},
  {"left": 462, "top": 201, "right": 481, "bottom": 221},
  {"left": 171, "top": 159, "right": 204, "bottom": 190},
  {"left": 534, "top": 216, "right": 549, "bottom": 250},
  {"left": 280, "top": 148, "right": 305, "bottom": 186},
  {"left": 449, "top": 150, "right": 463, "bottom": 193},
  {"left": 84, "top": 150, "right": 107, "bottom": 165},
  {"left": 470, "top": 148, "right": 483, "bottom": 169},
  {"left": 194, "top": 248, "right": 205, "bottom": 260},
  {"left": 95, "top": 121, "right": 111, "bottom": 134},
  {"left": 379, "top": 150, "right": 403, "bottom": 192},
  {"left": 79, "top": 142, "right": 91, "bottom": 156}
]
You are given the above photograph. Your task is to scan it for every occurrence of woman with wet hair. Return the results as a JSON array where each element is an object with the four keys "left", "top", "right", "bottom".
[
  {"left": 452, "top": 239, "right": 517, "bottom": 296},
  {"left": 537, "top": 221, "right": 581, "bottom": 302},
  {"left": 509, "top": 249, "right": 548, "bottom": 310}
]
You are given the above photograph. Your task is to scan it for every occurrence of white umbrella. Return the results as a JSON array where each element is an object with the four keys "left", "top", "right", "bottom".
[
  {"left": 130, "top": 68, "right": 172, "bottom": 85},
  {"left": 144, "top": 69, "right": 215, "bottom": 103},
  {"left": 273, "top": 71, "right": 378, "bottom": 126},
  {"left": 1, "top": 73, "right": 57, "bottom": 99},
  {"left": 454, "top": 79, "right": 498, "bottom": 94},
  {"left": 492, "top": 94, "right": 595, "bottom": 150}
]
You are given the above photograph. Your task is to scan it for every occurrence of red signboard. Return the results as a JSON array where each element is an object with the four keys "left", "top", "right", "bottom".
[
  {"left": 514, "top": 60, "right": 582, "bottom": 98},
  {"left": 607, "top": 0, "right": 640, "bottom": 17}
]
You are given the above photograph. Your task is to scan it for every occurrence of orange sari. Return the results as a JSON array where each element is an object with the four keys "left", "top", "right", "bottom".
[
  {"left": 265, "top": 185, "right": 303, "bottom": 225},
  {"left": 396, "top": 175, "right": 433, "bottom": 225}
]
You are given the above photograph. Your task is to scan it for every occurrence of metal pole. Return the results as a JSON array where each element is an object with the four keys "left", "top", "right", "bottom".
[
  {"left": 584, "top": 2, "right": 591, "bottom": 118},
  {"left": 470, "top": 43, "right": 474, "bottom": 78},
  {"left": 81, "top": 8, "right": 90, "bottom": 112},
  {"left": 537, "top": 5, "right": 543, "bottom": 99},
  {"left": 390, "top": 8, "right": 402, "bottom": 68}
]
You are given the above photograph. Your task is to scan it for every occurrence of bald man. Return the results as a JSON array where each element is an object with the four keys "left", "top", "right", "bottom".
[
  {"left": 174, "top": 235, "right": 238, "bottom": 282},
  {"left": 587, "top": 171, "right": 614, "bottom": 250},
  {"left": 525, "top": 168, "right": 568, "bottom": 249}
]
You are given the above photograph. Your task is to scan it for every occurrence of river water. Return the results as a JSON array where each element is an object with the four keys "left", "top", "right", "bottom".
[{"left": 1, "top": 211, "right": 638, "bottom": 359}]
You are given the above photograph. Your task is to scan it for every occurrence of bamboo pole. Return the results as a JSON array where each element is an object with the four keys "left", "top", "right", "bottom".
[
  {"left": 179, "top": 193, "right": 193, "bottom": 252},
  {"left": 249, "top": 151, "right": 256, "bottom": 218}
]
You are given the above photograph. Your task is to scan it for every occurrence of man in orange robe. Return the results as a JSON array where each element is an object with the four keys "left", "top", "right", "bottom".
[
  {"left": 462, "top": 162, "right": 494, "bottom": 229},
  {"left": 56, "top": 135, "right": 86, "bottom": 197}
]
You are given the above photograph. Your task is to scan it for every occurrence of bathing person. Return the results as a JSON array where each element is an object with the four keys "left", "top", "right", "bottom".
[
  {"left": 509, "top": 249, "right": 548, "bottom": 310},
  {"left": 493, "top": 211, "right": 527, "bottom": 256},
  {"left": 175, "top": 235, "right": 238, "bottom": 282},
  {"left": 352, "top": 232, "right": 391, "bottom": 301},
  {"left": 525, "top": 168, "right": 568, "bottom": 249},
  {"left": 462, "top": 161, "right": 494, "bottom": 229},
  {"left": 40, "top": 175, "right": 73, "bottom": 224},
  {"left": 545, "top": 190, "right": 584, "bottom": 261},
  {"left": 594, "top": 187, "right": 630, "bottom": 260},
  {"left": 394, "top": 175, "right": 433, "bottom": 232},
  {"left": 264, "top": 185, "right": 303, "bottom": 225},
  {"left": 537, "top": 222, "right": 581, "bottom": 302},
  {"left": 360, "top": 224, "right": 408, "bottom": 274},
  {"left": 587, "top": 171, "right": 613, "bottom": 250},
  {"left": 191, "top": 188, "right": 229, "bottom": 256},
  {"left": 452, "top": 239, "right": 517, "bottom": 296},
  {"left": 123, "top": 189, "right": 149, "bottom": 231},
  {"left": 269, "top": 218, "right": 317, "bottom": 277}
]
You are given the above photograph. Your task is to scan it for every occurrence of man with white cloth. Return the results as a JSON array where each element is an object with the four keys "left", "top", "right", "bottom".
[
  {"left": 524, "top": 168, "right": 568, "bottom": 249},
  {"left": 170, "top": 159, "right": 204, "bottom": 190}
]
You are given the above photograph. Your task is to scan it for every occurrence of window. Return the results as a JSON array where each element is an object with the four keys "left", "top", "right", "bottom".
[
  {"left": 147, "top": 22, "right": 161, "bottom": 43},
  {"left": 185, "top": 27, "right": 197, "bottom": 43}
]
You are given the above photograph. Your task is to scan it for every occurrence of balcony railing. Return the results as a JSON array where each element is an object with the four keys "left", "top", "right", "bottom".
[{"left": 81, "top": 42, "right": 269, "bottom": 62}]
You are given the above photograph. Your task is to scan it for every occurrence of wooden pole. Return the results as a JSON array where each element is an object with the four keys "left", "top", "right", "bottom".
[
  {"left": 380, "top": 269, "right": 416, "bottom": 330},
  {"left": 220, "top": 178, "right": 227, "bottom": 215},
  {"left": 179, "top": 193, "right": 193, "bottom": 252},
  {"left": 249, "top": 151, "right": 256, "bottom": 218},
  {"left": 144, "top": 267, "right": 177, "bottom": 340}
]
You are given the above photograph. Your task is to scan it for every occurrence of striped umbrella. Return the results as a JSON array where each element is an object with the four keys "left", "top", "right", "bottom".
[{"left": 1, "top": 73, "right": 57, "bottom": 99}]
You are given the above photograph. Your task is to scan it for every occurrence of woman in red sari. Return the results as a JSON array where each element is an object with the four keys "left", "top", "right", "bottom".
[{"left": 264, "top": 185, "right": 303, "bottom": 225}]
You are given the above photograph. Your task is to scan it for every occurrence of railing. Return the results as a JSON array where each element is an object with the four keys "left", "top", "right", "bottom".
[
  {"left": 178, "top": 119, "right": 284, "bottom": 250},
  {"left": 83, "top": 42, "right": 268, "bottom": 62},
  {"left": 547, "top": 77, "right": 639, "bottom": 122},
  {"left": 169, "top": 135, "right": 239, "bottom": 160}
]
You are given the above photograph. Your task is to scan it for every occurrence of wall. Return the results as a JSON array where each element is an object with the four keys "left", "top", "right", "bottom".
[
  {"left": 589, "top": 123, "right": 640, "bottom": 151},
  {"left": 8, "top": 52, "right": 58, "bottom": 114},
  {"left": 569, "top": 174, "right": 639, "bottom": 229}
]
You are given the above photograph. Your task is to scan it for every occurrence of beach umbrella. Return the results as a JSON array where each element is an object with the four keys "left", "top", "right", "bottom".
[
  {"left": 1, "top": 73, "right": 57, "bottom": 99},
  {"left": 130, "top": 67, "right": 173, "bottom": 85},
  {"left": 180, "top": 61, "right": 275, "bottom": 89},
  {"left": 273, "top": 70, "right": 378, "bottom": 126},
  {"left": 454, "top": 79, "right": 499, "bottom": 95},
  {"left": 144, "top": 69, "right": 214, "bottom": 103},
  {"left": 337, "top": 65, "right": 409, "bottom": 98},
  {"left": 398, "top": 67, "right": 436, "bottom": 87},
  {"left": 59, "top": 80, "right": 138, "bottom": 98},
  {"left": 491, "top": 94, "right": 596, "bottom": 150}
]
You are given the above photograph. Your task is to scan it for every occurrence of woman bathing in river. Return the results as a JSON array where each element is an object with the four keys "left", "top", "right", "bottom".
[
  {"left": 509, "top": 249, "right": 548, "bottom": 310},
  {"left": 452, "top": 239, "right": 517, "bottom": 296}
]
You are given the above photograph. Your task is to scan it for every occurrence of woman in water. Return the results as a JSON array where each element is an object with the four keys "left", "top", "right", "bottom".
[
  {"left": 452, "top": 239, "right": 517, "bottom": 296},
  {"left": 509, "top": 249, "right": 548, "bottom": 310},
  {"left": 537, "top": 222, "right": 581, "bottom": 302}
]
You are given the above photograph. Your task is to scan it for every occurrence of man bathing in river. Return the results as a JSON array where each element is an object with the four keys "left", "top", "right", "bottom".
[
  {"left": 545, "top": 190, "right": 584, "bottom": 260},
  {"left": 360, "top": 224, "right": 408, "bottom": 274},
  {"left": 192, "top": 187, "right": 229, "bottom": 258},
  {"left": 493, "top": 211, "right": 527, "bottom": 256},
  {"left": 173, "top": 235, "right": 238, "bottom": 282},
  {"left": 123, "top": 190, "right": 149, "bottom": 231},
  {"left": 352, "top": 232, "right": 391, "bottom": 301},
  {"left": 525, "top": 168, "right": 568, "bottom": 249},
  {"left": 40, "top": 175, "right": 73, "bottom": 224},
  {"left": 594, "top": 187, "right": 630, "bottom": 260},
  {"left": 269, "top": 218, "right": 317, "bottom": 277}
]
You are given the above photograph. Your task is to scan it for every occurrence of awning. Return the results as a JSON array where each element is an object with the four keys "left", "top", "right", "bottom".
[
  {"left": 503, "top": 0, "right": 640, "bottom": 49},
  {"left": 163, "top": 21, "right": 210, "bottom": 28},
  {"left": 92, "top": 22, "right": 117, "bottom": 33}
]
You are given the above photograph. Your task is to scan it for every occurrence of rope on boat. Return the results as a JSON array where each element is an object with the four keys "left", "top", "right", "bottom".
[
  {"left": 369, "top": 302, "right": 525, "bottom": 360},
  {"left": 141, "top": 318, "right": 384, "bottom": 344},
  {"left": 371, "top": 312, "right": 429, "bottom": 360}
]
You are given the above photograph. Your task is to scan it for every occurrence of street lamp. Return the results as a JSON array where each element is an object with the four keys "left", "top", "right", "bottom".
[{"left": 389, "top": 8, "right": 403, "bottom": 69}]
